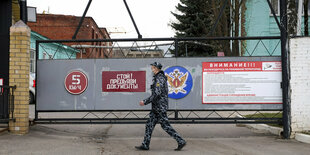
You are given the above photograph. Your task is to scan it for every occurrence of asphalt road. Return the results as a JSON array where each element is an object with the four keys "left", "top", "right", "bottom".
[
  {"left": 0, "top": 123, "right": 310, "bottom": 155},
  {"left": 1, "top": 105, "right": 308, "bottom": 154}
]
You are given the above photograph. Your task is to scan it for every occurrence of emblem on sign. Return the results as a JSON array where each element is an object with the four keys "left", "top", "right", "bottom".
[
  {"left": 164, "top": 66, "right": 193, "bottom": 99},
  {"left": 65, "top": 70, "right": 88, "bottom": 95}
]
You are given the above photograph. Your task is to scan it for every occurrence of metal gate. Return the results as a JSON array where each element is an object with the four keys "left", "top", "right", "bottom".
[
  {"left": 28, "top": 0, "right": 290, "bottom": 139},
  {"left": 0, "top": 85, "right": 15, "bottom": 123},
  {"left": 34, "top": 36, "right": 285, "bottom": 127}
]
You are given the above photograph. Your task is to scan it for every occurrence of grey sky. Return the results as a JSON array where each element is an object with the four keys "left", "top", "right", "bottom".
[{"left": 27, "top": 0, "right": 180, "bottom": 38}]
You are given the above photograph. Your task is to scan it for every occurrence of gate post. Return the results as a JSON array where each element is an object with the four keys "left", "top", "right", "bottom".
[
  {"left": 8, "top": 21, "right": 30, "bottom": 134},
  {"left": 280, "top": 0, "right": 291, "bottom": 139}
]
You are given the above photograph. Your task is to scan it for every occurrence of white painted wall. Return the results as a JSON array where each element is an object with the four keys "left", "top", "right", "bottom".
[{"left": 290, "top": 37, "right": 310, "bottom": 132}]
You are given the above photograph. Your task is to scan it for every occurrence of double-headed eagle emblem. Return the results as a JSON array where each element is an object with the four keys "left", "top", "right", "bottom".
[{"left": 165, "top": 69, "right": 188, "bottom": 94}]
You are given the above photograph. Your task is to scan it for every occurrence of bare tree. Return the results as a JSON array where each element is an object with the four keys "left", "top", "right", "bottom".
[
  {"left": 210, "top": 0, "right": 231, "bottom": 56},
  {"left": 209, "top": 0, "right": 246, "bottom": 56},
  {"left": 288, "top": 0, "right": 298, "bottom": 36},
  {"left": 230, "top": 0, "right": 245, "bottom": 56}
]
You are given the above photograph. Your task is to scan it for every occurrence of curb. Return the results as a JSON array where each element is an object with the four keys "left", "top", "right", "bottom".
[
  {"left": 242, "top": 124, "right": 310, "bottom": 144},
  {"left": 295, "top": 133, "right": 310, "bottom": 144},
  {"left": 244, "top": 124, "right": 282, "bottom": 136}
]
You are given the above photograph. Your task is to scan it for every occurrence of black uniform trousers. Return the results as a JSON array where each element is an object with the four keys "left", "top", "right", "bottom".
[{"left": 142, "top": 111, "right": 185, "bottom": 148}]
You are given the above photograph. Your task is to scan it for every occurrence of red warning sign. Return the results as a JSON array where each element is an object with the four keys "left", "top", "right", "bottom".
[
  {"left": 102, "top": 71, "right": 146, "bottom": 92},
  {"left": 64, "top": 71, "right": 88, "bottom": 95}
]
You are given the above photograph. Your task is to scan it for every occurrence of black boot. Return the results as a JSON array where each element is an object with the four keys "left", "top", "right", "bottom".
[
  {"left": 135, "top": 145, "right": 149, "bottom": 151},
  {"left": 175, "top": 142, "right": 186, "bottom": 151}
]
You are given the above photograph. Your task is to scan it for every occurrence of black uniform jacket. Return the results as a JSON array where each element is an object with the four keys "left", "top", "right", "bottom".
[{"left": 143, "top": 70, "right": 169, "bottom": 113}]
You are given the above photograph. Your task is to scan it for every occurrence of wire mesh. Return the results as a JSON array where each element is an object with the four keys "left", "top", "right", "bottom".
[{"left": 36, "top": 37, "right": 281, "bottom": 60}]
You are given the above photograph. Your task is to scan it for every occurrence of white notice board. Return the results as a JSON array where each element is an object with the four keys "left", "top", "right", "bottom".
[{"left": 202, "top": 61, "right": 282, "bottom": 104}]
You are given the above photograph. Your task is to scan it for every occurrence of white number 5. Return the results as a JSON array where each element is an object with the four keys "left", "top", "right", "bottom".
[{"left": 72, "top": 75, "right": 81, "bottom": 84}]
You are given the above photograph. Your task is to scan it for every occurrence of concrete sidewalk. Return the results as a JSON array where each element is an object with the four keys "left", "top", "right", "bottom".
[
  {"left": 244, "top": 123, "right": 310, "bottom": 144},
  {"left": 0, "top": 124, "right": 310, "bottom": 155}
]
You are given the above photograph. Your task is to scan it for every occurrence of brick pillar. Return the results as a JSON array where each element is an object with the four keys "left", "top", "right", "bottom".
[{"left": 9, "top": 20, "right": 30, "bottom": 134}]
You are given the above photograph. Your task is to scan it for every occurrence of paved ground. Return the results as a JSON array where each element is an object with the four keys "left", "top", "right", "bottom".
[
  {"left": 1, "top": 123, "right": 310, "bottom": 155},
  {"left": 0, "top": 105, "right": 309, "bottom": 154}
]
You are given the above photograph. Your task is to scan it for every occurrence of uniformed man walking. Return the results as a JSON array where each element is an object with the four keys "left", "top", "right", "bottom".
[{"left": 135, "top": 62, "right": 186, "bottom": 151}]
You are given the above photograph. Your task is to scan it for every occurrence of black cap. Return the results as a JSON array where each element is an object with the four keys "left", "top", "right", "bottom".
[{"left": 150, "top": 62, "right": 162, "bottom": 69}]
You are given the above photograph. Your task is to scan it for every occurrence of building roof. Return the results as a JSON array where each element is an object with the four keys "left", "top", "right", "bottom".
[
  {"left": 28, "top": 14, "right": 110, "bottom": 40},
  {"left": 31, "top": 31, "right": 79, "bottom": 53}
]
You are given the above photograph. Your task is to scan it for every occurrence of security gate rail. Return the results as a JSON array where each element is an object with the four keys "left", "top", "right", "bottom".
[
  {"left": 35, "top": 110, "right": 282, "bottom": 124},
  {"left": 35, "top": 36, "right": 284, "bottom": 127}
]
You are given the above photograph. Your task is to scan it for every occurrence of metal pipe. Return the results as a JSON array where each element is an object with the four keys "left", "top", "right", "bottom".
[
  {"left": 19, "top": 0, "right": 28, "bottom": 23},
  {"left": 175, "top": 39, "right": 179, "bottom": 57},
  {"left": 1, "top": 86, "right": 4, "bottom": 118},
  {"left": 123, "top": 0, "right": 142, "bottom": 39},
  {"left": 266, "top": 0, "right": 282, "bottom": 30},
  {"left": 185, "top": 44, "right": 188, "bottom": 57},
  {"left": 35, "top": 109, "right": 282, "bottom": 112},
  {"left": 280, "top": 0, "right": 291, "bottom": 139},
  {"left": 34, "top": 119, "right": 281, "bottom": 125},
  {"left": 10, "top": 86, "right": 16, "bottom": 120},
  {"left": 37, "top": 36, "right": 281, "bottom": 43},
  {"left": 35, "top": 118, "right": 281, "bottom": 121},
  {"left": 71, "top": 43, "right": 174, "bottom": 49},
  {"left": 175, "top": 110, "right": 179, "bottom": 119},
  {"left": 72, "top": 0, "right": 92, "bottom": 39},
  {"left": 0, "top": 0, "right": 12, "bottom": 88},
  {"left": 35, "top": 40, "right": 39, "bottom": 121}
]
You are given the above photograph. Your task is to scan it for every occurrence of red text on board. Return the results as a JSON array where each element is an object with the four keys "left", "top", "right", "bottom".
[{"left": 102, "top": 71, "right": 146, "bottom": 92}]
